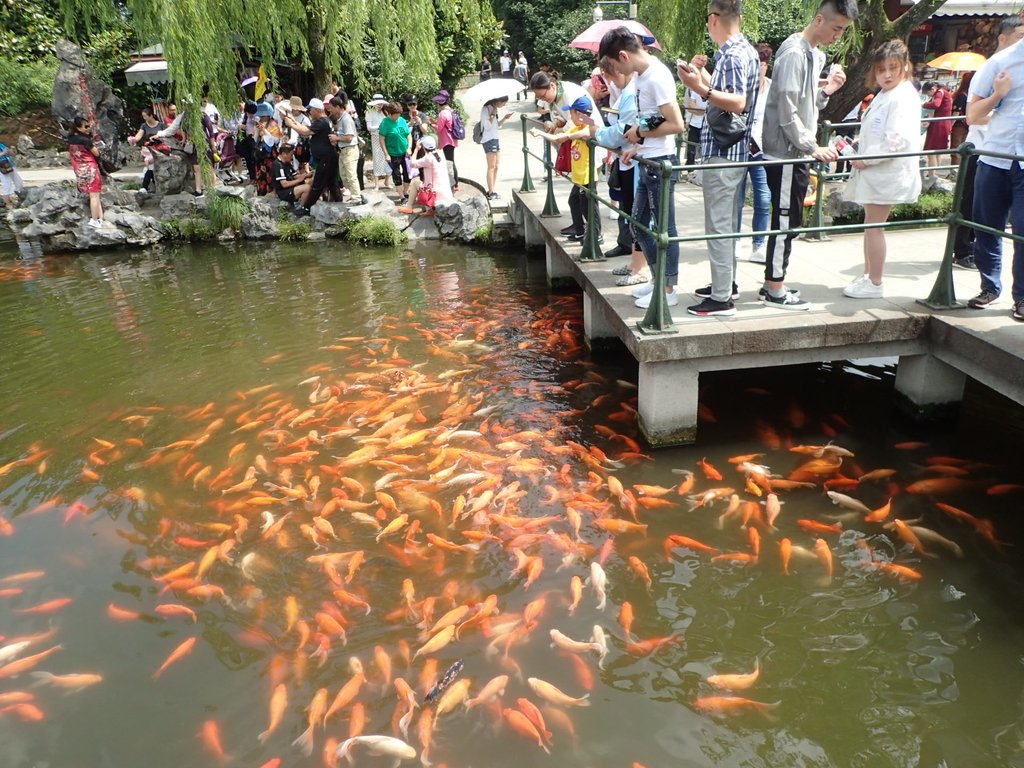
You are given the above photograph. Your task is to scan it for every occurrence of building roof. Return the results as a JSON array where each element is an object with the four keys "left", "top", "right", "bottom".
[{"left": 932, "top": 0, "right": 1020, "bottom": 17}]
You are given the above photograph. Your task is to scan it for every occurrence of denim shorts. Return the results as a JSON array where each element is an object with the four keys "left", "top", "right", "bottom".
[{"left": 482, "top": 139, "right": 500, "bottom": 154}]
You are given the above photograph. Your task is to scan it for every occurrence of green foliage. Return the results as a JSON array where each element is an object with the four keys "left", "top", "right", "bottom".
[
  {"left": 278, "top": 217, "right": 311, "bottom": 241},
  {"left": 472, "top": 222, "right": 493, "bottom": 241},
  {"left": 162, "top": 217, "right": 218, "bottom": 241},
  {"left": 81, "top": 21, "right": 134, "bottom": 84},
  {"left": 532, "top": 5, "right": 595, "bottom": 82},
  {"left": 344, "top": 214, "right": 407, "bottom": 246},
  {"left": 206, "top": 194, "right": 250, "bottom": 232},
  {"left": 0, "top": 55, "right": 59, "bottom": 116},
  {"left": 0, "top": 0, "right": 64, "bottom": 63}
]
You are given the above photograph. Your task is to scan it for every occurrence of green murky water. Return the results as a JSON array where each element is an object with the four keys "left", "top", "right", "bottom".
[{"left": 0, "top": 233, "right": 1022, "bottom": 768}]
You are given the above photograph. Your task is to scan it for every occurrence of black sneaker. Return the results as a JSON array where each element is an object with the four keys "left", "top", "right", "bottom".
[
  {"left": 757, "top": 286, "right": 800, "bottom": 299},
  {"left": 1014, "top": 300, "right": 1024, "bottom": 322},
  {"left": 604, "top": 245, "right": 631, "bottom": 258},
  {"left": 761, "top": 291, "right": 810, "bottom": 311},
  {"left": 560, "top": 225, "right": 577, "bottom": 235},
  {"left": 694, "top": 282, "right": 739, "bottom": 300},
  {"left": 293, "top": 206, "right": 311, "bottom": 217},
  {"left": 687, "top": 297, "right": 736, "bottom": 317},
  {"left": 565, "top": 232, "right": 585, "bottom": 241},
  {"left": 967, "top": 289, "right": 999, "bottom": 308},
  {"left": 952, "top": 255, "right": 976, "bottom": 270}
]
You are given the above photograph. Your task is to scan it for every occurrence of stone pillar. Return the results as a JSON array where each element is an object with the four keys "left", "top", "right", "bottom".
[
  {"left": 584, "top": 290, "right": 617, "bottom": 349},
  {"left": 894, "top": 353, "right": 966, "bottom": 420},
  {"left": 523, "top": 211, "right": 544, "bottom": 249},
  {"left": 545, "top": 241, "right": 574, "bottom": 287},
  {"left": 637, "top": 360, "right": 700, "bottom": 446}
]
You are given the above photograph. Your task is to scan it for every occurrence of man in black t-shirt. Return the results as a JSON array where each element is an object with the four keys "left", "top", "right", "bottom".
[
  {"left": 283, "top": 98, "right": 340, "bottom": 214},
  {"left": 272, "top": 144, "right": 312, "bottom": 204}
]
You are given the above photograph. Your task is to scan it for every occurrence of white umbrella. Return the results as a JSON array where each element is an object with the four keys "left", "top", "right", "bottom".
[{"left": 461, "top": 78, "right": 527, "bottom": 104}]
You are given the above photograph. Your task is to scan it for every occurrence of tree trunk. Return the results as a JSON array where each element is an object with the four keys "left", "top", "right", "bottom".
[
  {"left": 306, "top": 5, "right": 330, "bottom": 98},
  {"left": 821, "top": 0, "right": 948, "bottom": 124}
]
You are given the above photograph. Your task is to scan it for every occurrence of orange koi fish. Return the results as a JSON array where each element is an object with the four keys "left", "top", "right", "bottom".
[
  {"left": 627, "top": 556, "right": 653, "bottom": 591},
  {"left": 503, "top": 708, "right": 550, "bottom": 754},
  {"left": 258, "top": 683, "right": 288, "bottom": 743},
  {"left": 152, "top": 637, "right": 197, "bottom": 679},
  {"left": 694, "top": 696, "right": 777, "bottom": 719},
  {"left": 15, "top": 597, "right": 72, "bottom": 615},
  {"left": 707, "top": 660, "right": 760, "bottom": 691},
  {"left": 199, "top": 719, "right": 228, "bottom": 762}
]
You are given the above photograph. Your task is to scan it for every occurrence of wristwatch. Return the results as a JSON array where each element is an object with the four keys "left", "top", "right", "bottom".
[{"left": 705, "top": 86, "right": 713, "bottom": 100}]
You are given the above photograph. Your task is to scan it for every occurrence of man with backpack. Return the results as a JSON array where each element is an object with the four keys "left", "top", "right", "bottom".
[{"left": 431, "top": 89, "right": 463, "bottom": 192}]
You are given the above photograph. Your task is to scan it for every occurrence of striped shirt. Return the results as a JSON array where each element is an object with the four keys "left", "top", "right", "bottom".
[{"left": 700, "top": 33, "right": 760, "bottom": 162}]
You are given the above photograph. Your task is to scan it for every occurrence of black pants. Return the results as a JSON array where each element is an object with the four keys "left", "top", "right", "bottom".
[
  {"left": 765, "top": 161, "right": 811, "bottom": 283},
  {"left": 954, "top": 153, "right": 979, "bottom": 259},
  {"left": 389, "top": 155, "right": 410, "bottom": 187},
  {"left": 568, "top": 185, "right": 601, "bottom": 239},
  {"left": 442, "top": 145, "right": 458, "bottom": 187},
  {"left": 615, "top": 165, "right": 636, "bottom": 250},
  {"left": 237, "top": 136, "right": 256, "bottom": 180},
  {"left": 305, "top": 154, "right": 340, "bottom": 209},
  {"left": 686, "top": 125, "right": 701, "bottom": 168},
  {"left": 357, "top": 153, "right": 366, "bottom": 191}
]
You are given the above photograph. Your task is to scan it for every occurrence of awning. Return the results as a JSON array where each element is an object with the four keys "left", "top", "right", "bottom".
[
  {"left": 124, "top": 59, "right": 169, "bottom": 85},
  {"left": 932, "top": 0, "right": 1020, "bottom": 17}
]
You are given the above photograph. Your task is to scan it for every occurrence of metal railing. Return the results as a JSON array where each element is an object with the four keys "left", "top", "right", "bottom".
[{"left": 519, "top": 118, "right": 1021, "bottom": 334}]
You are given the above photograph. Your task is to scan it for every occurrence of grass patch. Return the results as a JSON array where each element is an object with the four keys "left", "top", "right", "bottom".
[
  {"left": 278, "top": 217, "right": 310, "bottom": 242},
  {"left": 472, "top": 223, "right": 493, "bottom": 241},
  {"left": 344, "top": 215, "right": 407, "bottom": 247},
  {"left": 162, "top": 217, "right": 217, "bottom": 241},
  {"left": 206, "top": 194, "right": 250, "bottom": 232}
]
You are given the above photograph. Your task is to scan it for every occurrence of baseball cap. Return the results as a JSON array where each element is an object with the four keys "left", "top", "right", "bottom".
[
  {"left": 421, "top": 135, "right": 437, "bottom": 150},
  {"left": 432, "top": 89, "right": 451, "bottom": 104},
  {"left": 563, "top": 96, "right": 594, "bottom": 115},
  {"left": 306, "top": 97, "right": 325, "bottom": 110}
]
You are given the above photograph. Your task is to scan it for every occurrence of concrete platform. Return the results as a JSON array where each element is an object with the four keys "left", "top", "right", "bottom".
[{"left": 512, "top": 177, "right": 1024, "bottom": 445}]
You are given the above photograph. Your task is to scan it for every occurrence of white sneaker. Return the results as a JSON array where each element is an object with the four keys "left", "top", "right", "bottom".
[
  {"left": 635, "top": 290, "right": 678, "bottom": 309},
  {"left": 749, "top": 243, "right": 767, "bottom": 263},
  {"left": 843, "top": 277, "right": 884, "bottom": 298},
  {"left": 631, "top": 281, "right": 655, "bottom": 299},
  {"left": 87, "top": 218, "right": 102, "bottom": 229}
]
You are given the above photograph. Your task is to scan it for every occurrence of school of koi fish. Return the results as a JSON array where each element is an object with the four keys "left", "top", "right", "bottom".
[{"left": 0, "top": 275, "right": 1022, "bottom": 767}]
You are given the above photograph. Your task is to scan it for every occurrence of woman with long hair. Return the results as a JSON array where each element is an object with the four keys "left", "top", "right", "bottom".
[{"left": 67, "top": 115, "right": 107, "bottom": 228}]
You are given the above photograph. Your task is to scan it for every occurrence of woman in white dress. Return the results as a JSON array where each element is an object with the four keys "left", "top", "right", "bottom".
[
  {"left": 842, "top": 39, "right": 923, "bottom": 299},
  {"left": 364, "top": 94, "right": 392, "bottom": 188}
]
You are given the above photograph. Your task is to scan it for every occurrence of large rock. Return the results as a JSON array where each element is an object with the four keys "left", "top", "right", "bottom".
[
  {"left": 105, "top": 210, "right": 163, "bottom": 246},
  {"left": 159, "top": 193, "right": 201, "bottom": 219},
  {"left": 310, "top": 202, "right": 349, "bottom": 226},
  {"left": 241, "top": 208, "right": 279, "bottom": 240},
  {"left": 51, "top": 40, "right": 123, "bottom": 173},
  {"left": 435, "top": 196, "right": 492, "bottom": 241},
  {"left": 151, "top": 150, "right": 194, "bottom": 199}
]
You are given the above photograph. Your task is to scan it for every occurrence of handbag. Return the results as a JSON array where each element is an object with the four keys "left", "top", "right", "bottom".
[
  {"left": 416, "top": 184, "right": 436, "bottom": 208},
  {"left": 554, "top": 142, "right": 572, "bottom": 174},
  {"left": 705, "top": 103, "right": 748, "bottom": 151}
]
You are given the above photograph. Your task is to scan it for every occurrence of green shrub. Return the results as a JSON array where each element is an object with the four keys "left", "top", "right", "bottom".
[
  {"left": 278, "top": 218, "right": 310, "bottom": 242},
  {"left": 162, "top": 217, "right": 217, "bottom": 241},
  {"left": 472, "top": 223, "right": 493, "bottom": 241},
  {"left": 0, "top": 55, "right": 58, "bottom": 117},
  {"left": 344, "top": 215, "right": 407, "bottom": 247},
  {"left": 206, "top": 194, "right": 249, "bottom": 232}
]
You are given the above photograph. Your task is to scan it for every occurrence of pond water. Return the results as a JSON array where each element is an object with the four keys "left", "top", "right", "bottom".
[{"left": 1, "top": 232, "right": 1023, "bottom": 768}]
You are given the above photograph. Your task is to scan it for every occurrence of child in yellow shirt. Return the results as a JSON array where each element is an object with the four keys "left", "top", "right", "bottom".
[{"left": 530, "top": 95, "right": 601, "bottom": 244}]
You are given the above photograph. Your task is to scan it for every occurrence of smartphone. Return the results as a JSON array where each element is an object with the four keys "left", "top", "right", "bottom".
[{"left": 676, "top": 58, "right": 693, "bottom": 74}]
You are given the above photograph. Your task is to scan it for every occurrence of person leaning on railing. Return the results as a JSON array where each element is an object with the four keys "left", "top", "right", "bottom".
[
  {"left": 964, "top": 31, "right": 1024, "bottom": 322},
  {"left": 840, "top": 40, "right": 922, "bottom": 300},
  {"left": 595, "top": 26, "right": 685, "bottom": 310}
]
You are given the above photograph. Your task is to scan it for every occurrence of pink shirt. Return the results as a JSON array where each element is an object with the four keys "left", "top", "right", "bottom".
[
  {"left": 436, "top": 107, "right": 457, "bottom": 149},
  {"left": 410, "top": 151, "right": 454, "bottom": 205}
]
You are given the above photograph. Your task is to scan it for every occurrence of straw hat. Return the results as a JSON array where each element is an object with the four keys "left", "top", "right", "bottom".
[{"left": 289, "top": 96, "right": 306, "bottom": 112}]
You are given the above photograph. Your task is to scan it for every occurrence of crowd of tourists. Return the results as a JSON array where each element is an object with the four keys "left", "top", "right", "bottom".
[{"left": 525, "top": 0, "right": 1024, "bottom": 323}]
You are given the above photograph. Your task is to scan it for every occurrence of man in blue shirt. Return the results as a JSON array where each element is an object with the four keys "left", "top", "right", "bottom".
[
  {"left": 966, "top": 38, "right": 1024, "bottom": 321},
  {"left": 677, "top": 0, "right": 760, "bottom": 317}
]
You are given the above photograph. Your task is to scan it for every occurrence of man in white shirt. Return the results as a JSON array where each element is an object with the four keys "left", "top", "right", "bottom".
[
  {"left": 500, "top": 51, "right": 512, "bottom": 78},
  {"left": 597, "top": 26, "right": 685, "bottom": 309}
]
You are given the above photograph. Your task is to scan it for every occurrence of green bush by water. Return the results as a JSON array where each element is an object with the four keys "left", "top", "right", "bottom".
[
  {"left": 206, "top": 194, "right": 249, "bottom": 232},
  {"left": 344, "top": 215, "right": 407, "bottom": 247},
  {"left": 162, "top": 217, "right": 217, "bottom": 241},
  {"left": 278, "top": 217, "right": 310, "bottom": 242}
]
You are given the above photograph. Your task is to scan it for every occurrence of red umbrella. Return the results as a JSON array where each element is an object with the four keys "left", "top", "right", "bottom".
[{"left": 569, "top": 19, "right": 661, "bottom": 53}]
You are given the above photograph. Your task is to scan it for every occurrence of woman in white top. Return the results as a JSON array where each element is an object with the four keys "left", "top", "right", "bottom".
[
  {"left": 479, "top": 97, "right": 512, "bottom": 200},
  {"left": 400, "top": 135, "right": 454, "bottom": 214},
  {"left": 736, "top": 43, "right": 773, "bottom": 263},
  {"left": 842, "top": 40, "right": 923, "bottom": 299},
  {"left": 364, "top": 94, "right": 391, "bottom": 188}
]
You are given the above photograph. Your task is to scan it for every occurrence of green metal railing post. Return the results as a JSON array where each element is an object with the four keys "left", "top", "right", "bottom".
[
  {"left": 801, "top": 120, "right": 831, "bottom": 243},
  {"left": 540, "top": 136, "right": 560, "bottom": 217},
  {"left": 579, "top": 138, "right": 603, "bottom": 261},
  {"left": 637, "top": 159, "right": 675, "bottom": 334},
  {"left": 918, "top": 142, "right": 972, "bottom": 310},
  {"left": 519, "top": 115, "right": 535, "bottom": 193}
]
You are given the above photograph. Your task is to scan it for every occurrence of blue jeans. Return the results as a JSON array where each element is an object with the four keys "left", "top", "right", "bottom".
[
  {"left": 736, "top": 160, "right": 770, "bottom": 247},
  {"left": 972, "top": 161, "right": 1024, "bottom": 301},
  {"left": 632, "top": 155, "right": 679, "bottom": 283}
]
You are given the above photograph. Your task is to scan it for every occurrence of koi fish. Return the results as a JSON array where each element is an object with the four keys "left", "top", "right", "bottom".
[
  {"left": 466, "top": 674, "right": 508, "bottom": 709},
  {"left": 424, "top": 659, "right": 464, "bottom": 704},
  {"left": 29, "top": 672, "right": 103, "bottom": 693},
  {"left": 527, "top": 677, "right": 590, "bottom": 707},
  {"left": 152, "top": 637, "right": 197, "bottom": 679},
  {"left": 335, "top": 735, "right": 417, "bottom": 764},
  {"left": 258, "top": 683, "right": 287, "bottom": 743},
  {"left": 694, "top": 696, "right": 777, "bottom": 719},
  {"left": 707, "top": 660, "right": 760, "bottom": 691}
]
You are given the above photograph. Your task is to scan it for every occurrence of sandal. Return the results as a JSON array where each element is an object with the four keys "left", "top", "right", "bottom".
[
  {"left": 611, "top": 265, "right": 632, "bottom": 276},
  {"left": 616, "top": 271, "right": 650, "bottom": 287}
]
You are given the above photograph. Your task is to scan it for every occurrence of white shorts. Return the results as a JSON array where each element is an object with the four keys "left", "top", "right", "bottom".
[{"left": 1, "top": 169, "right": 24, "bottom": 197}]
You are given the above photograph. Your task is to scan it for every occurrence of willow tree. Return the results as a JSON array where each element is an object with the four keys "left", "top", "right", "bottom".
[
  {"left": 643, "top": 0, "right": 948, "bottom": 119},
  {"left": 59, "top": 0, "right": 499, "bottom": 120}
]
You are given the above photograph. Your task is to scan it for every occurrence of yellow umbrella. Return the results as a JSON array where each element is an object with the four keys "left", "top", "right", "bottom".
[{"left": 927, "top": 51, "right": 987, "bottom": 71}]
